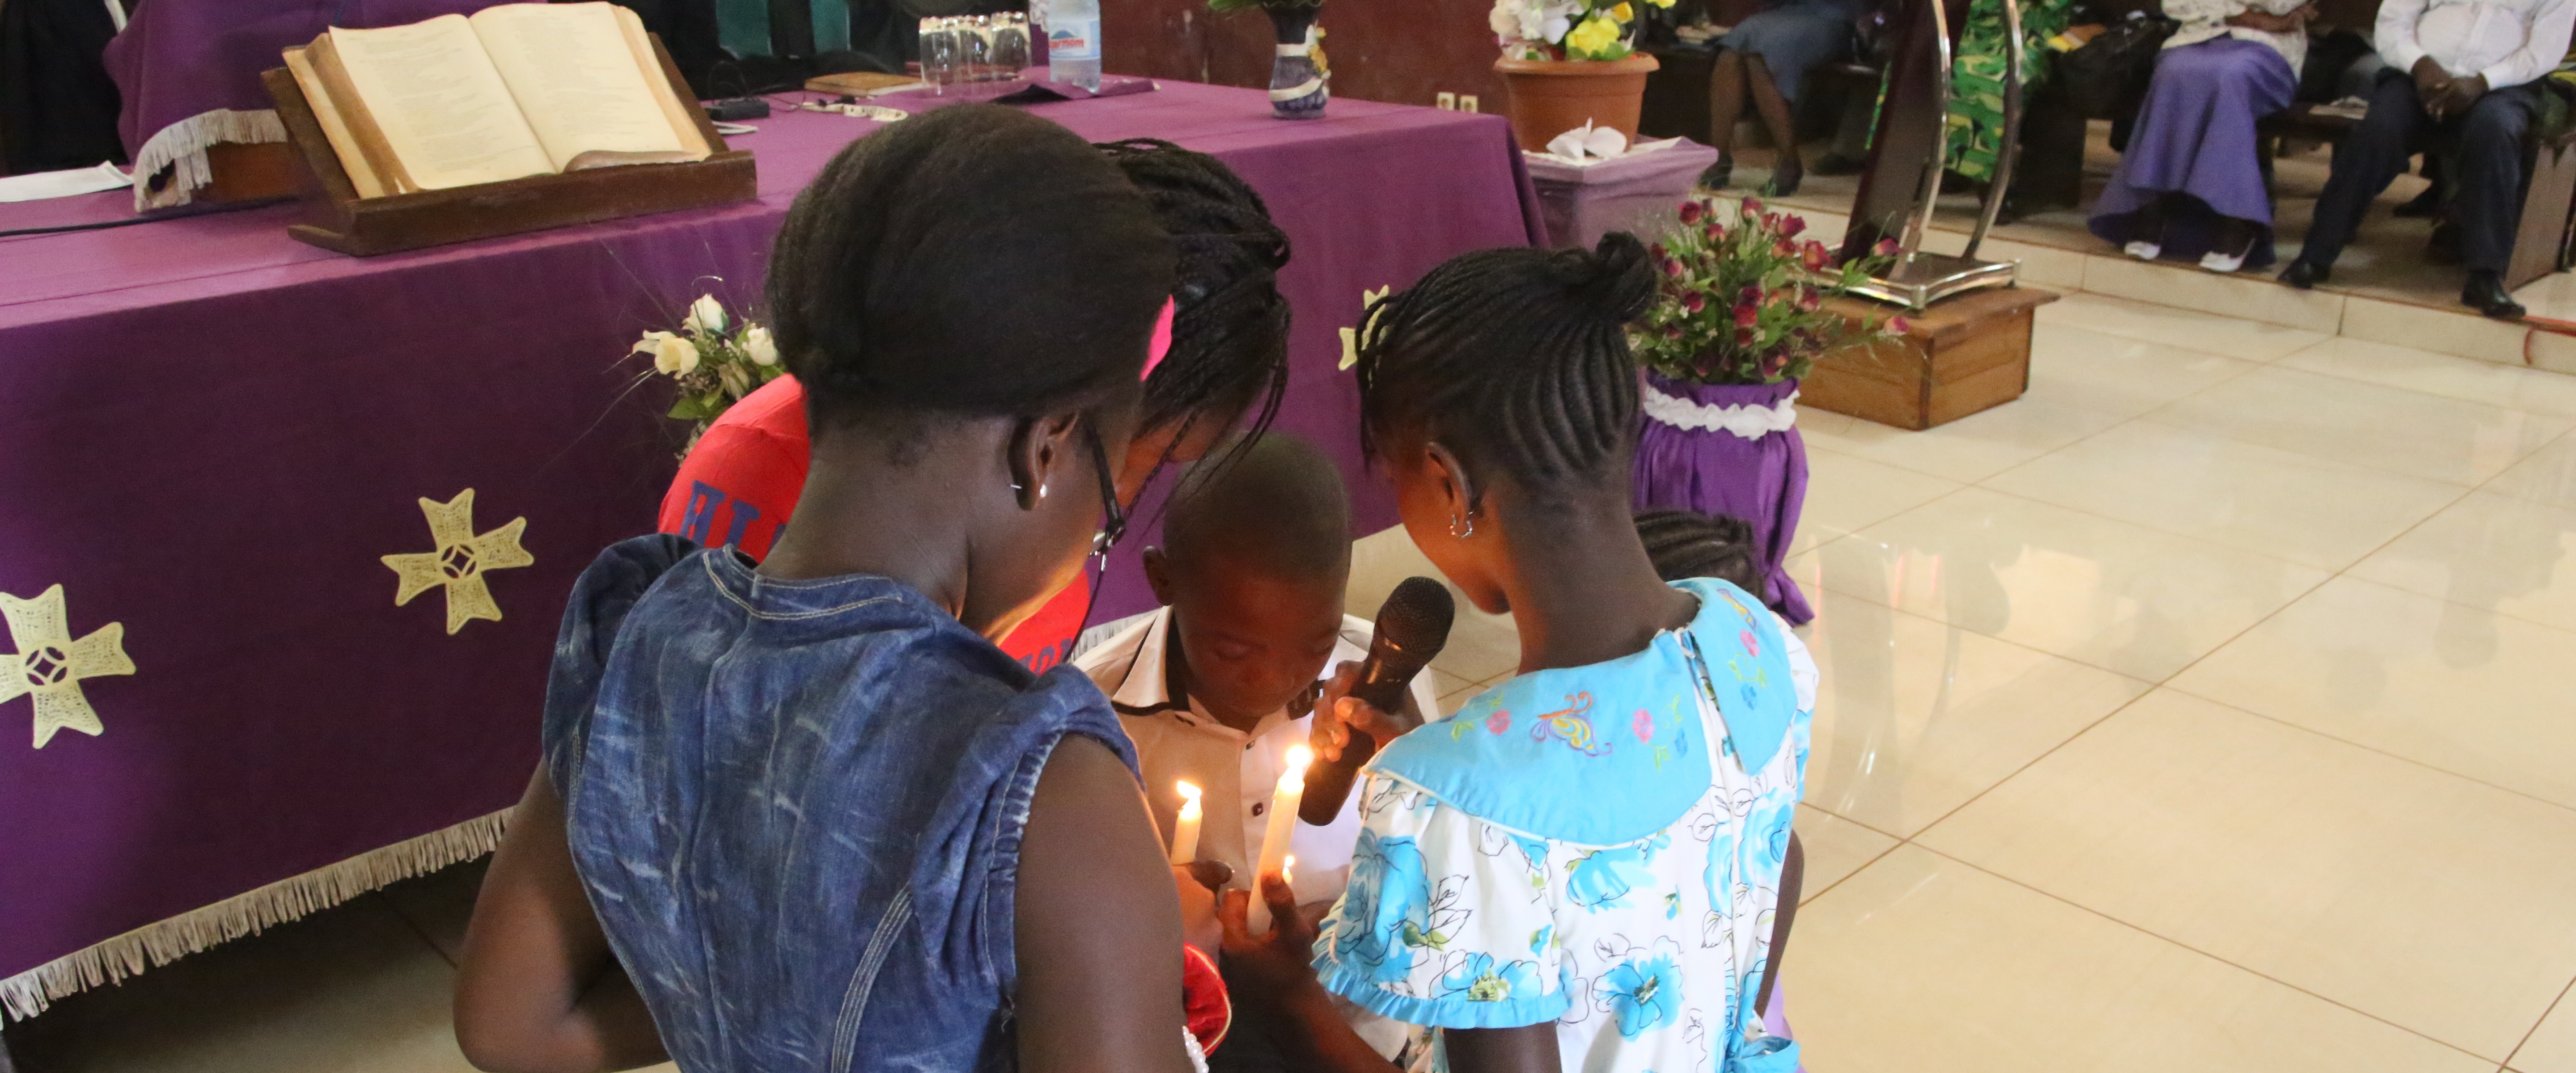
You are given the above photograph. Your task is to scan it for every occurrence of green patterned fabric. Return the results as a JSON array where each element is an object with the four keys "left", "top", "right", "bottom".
[{"left": 1944, "top": 0, "right": 2072, "bottom": 179}]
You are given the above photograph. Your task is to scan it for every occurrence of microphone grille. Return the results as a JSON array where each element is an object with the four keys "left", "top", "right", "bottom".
[{"left": 1376, "top": 576, "right": 1457, "bottom": 657}]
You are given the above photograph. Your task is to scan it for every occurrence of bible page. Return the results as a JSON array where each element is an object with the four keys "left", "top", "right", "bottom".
[
  {"left": 470, "top": 3, "right": 701, "bottom": 172},
  {"left": 326, "top": 17, "right": 554, "bottom": 190}
]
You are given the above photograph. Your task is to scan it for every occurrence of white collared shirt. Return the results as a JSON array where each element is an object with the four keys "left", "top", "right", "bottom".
[
  {"left": 2378, "top": 0, "right": 2576, "bottom": 87},
  {"left": 1075, "top": 607, "right": 1445, "bottom": 907}
]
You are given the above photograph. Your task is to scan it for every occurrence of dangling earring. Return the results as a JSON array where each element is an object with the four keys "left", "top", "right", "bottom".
[{"left": 1449, "top": 510, "right": 1475, "bottom": 539}]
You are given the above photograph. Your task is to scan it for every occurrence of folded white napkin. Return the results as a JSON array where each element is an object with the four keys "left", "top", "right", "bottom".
[
  {"left": 0, "top": 161, "right": 130, "bottom": 203},
  {"left": 1536, "top": 123, "right": 1686, "bottom": 166}
]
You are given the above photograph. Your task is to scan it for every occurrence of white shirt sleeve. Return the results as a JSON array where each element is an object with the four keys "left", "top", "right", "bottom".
[
  {"left": 2379, "top": 0, "right": 2433, "bottom": 77},
  {"left": 2483, "top": 0, "right": 2576, "bottom": 86}
]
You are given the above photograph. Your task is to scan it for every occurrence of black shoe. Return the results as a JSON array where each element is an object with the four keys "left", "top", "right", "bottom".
[
  {"left": 2279, "top": 258, "right": 2329, "bottom": 289},
  {"left": 1699, "top": 152, "right": 1734, "bottom": 191},
  {"left": 2394, "top": 183, "right": 2444, "bottom": 218},
  {"left": 2463, "top": 270, "right": 2526, "bottom": 319},
  {"left": 1812, "top": 152, "right": 1864, "bottom": 176},
  {"left": 1763, "top": 161, "right": 1803, "bottom": 197}
]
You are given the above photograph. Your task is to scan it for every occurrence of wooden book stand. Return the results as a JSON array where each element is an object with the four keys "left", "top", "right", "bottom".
[{"left": 260, "top": 35, "right": 756, "bottom": 257}]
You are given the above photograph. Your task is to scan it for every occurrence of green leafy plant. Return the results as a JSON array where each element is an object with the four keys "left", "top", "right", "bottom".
[
  {"left": 634, "top": 294, "right": 784, "bottom": 452},
  {"left": 1631, "top": 198, "right": 1907, "bottom": 386}
]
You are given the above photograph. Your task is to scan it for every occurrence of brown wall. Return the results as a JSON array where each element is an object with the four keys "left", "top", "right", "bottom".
[{"left": 1104, "top": 0, "right": 1508, "bottom": 108}]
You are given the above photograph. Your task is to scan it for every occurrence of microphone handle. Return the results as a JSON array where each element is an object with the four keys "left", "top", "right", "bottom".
[{"left": 1296, "top": 669, "right": 1411, "bottom": 826}]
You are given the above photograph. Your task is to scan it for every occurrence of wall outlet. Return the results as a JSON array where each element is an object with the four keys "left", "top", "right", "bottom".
[
  {"left": 1436, "top": 91, "right": 1457, "bottom": 110},
  {"left": 1458, "top": 94, "right": 1479, "bottom": 113}
]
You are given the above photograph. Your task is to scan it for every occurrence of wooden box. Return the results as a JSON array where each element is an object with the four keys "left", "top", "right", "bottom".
[
  {"left": 258, "top": 35, "right": 754, "bottom": 257},
  {"left": 1805, "top": 286, "right": 2059, "bottom": 431}
]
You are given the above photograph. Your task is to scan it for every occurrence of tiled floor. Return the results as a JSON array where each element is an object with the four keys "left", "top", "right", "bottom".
[{"left": 11, "top": 295, "right": 2576, "bottom": 1071}]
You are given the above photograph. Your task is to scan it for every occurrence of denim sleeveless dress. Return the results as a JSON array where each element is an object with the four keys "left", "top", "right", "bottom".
[{"left": 541, "top": 536, "right": 1137, "bottom": 1073}]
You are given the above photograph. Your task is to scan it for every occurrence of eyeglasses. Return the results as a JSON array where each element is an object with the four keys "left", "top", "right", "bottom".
[{"left": 1086, "top": 421, "right": 1127, "bottom": 558}]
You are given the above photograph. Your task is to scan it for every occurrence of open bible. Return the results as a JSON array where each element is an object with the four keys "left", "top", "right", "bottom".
[{"left": 284, "top": 2, "right": 712, "bottom": 197}]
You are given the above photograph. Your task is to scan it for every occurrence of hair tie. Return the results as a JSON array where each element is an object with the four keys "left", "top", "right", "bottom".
[{"left": 1142, "top": 297, "right": 1177, "bottom": 382}]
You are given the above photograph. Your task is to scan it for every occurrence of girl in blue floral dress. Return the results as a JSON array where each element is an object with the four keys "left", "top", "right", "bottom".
[{"left": 1223, "top": 234, "right": 1814, "bottom": 1073}]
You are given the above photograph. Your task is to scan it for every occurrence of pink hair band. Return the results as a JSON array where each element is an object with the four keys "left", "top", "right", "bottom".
[{"left": 1142, "top": 297, "right": 1177, "bottom": 382}]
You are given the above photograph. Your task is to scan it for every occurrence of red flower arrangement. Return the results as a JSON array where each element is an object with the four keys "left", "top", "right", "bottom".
[{"left": 1632, "top": 198, "right": 1906, "bottom": 386}]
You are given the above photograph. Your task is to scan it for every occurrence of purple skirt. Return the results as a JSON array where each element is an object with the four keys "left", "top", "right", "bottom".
[{"left": 2088, "top": 37, "right": 2296, "bottom": 266}]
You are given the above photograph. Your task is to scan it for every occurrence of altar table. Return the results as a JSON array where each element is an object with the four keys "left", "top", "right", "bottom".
[{"left": 0, "top": 79, "right": 1538, "bottom": 1016}]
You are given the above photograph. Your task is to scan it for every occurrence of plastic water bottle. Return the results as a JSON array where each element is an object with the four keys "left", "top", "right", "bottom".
[{"left": 1046, "top": 0, "right": 1101, "bottom": 91}]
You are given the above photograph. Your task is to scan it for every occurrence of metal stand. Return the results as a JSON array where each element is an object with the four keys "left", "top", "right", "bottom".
[{"left": 1851, "top": 0, "right": 2026, "bottom": 308}]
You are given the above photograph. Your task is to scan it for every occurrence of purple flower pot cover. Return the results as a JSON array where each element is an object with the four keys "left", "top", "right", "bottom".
[{"left": 1631, "top": 372, "right": 1811, "bottom": 625}]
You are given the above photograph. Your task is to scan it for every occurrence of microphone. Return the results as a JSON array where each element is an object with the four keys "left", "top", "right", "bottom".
[{"left": 1300, "top": 576, "right": 1455, "bottom": 825}]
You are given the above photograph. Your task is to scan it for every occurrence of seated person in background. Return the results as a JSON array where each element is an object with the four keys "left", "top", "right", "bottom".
[
  {"left": 1703, "top": 0, "right": 1872, "bottom": 195},
  {"left": 657, "top": 138, "right": 1292, "bottom": 672},
  {"left": 2088, "top": 0, "right": 2317, "bottom": 273},
  {"left": 2279, "top": 0, "right": 2576, "bottom": 316},
  {"left": 1076, "top": 431, "right": 1438, "bottom": 1069}
]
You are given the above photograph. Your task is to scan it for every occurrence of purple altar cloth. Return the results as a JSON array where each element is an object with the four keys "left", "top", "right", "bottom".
[
  {"left": 102, "top": 0, "right": 500, "bottom": 157},
  {"left": 0, "top": 82, "right": 1539, "bottom": 1009},
  {"left": 1631, "top": 374, "right": 1813, "bottom": 625}
]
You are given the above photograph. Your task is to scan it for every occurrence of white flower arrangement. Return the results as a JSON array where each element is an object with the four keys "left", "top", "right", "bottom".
[
  {"left": 633, "top": 293, "right": 784, "bottom": 452},
  {"left": 1490, "top": 0, "right": 1669, "bottom": 60}
]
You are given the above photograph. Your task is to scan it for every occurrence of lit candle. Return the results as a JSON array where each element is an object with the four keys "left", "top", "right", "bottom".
[
  {"left": 1247, "top": 747, "right": 1310, "bottom": 934},
  {"left": 1167, "top": 781, "right": 1203, "bottom": 865}
]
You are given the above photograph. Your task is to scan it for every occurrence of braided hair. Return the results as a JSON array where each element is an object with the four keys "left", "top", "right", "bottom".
[
  {"left": 1635, "top": 509, "right": 1763, "bottom": 593},
  {"left": 770, "top": 105, "right": 1174, "bottom": 438},
  {"left": 1097, "top": 139, "right": 1294, "bottom": 449},
  {"left": 1353, "top": 232, "right": 1658, "bottom": 498}
]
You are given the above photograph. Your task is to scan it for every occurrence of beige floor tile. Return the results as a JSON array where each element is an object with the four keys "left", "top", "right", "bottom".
[
  {"left": 1984, "top": 420, "right": 2467, "bottom": 571},
  {"left": 2025, "top": 321, "right": 2264, "bottom": 420},
  {"left": 2341, "top": 293, "right": 2534, "bottom": 365},
  {"left": 2144, "top": 366, "right": 2576, "bottom": 486},
  {"left": 2514, "top": 989, "right": 2576, "bottom": 1073},
  {"left": 2081, "top": 255, "right": 2347, "bottom": 334},
  {"left": 1790, "top": 803, "right": 1898, "bottom": 902},
  {"left": 1788, "top": 585, "right": 2150, "bottom": 836},
  {"left": 1789, "top": 449, "right": 1965, "bottom": 557},
  {"left": 1920, "top": 690, "right": 2576, "bottom": 1060},
  {"left": 2487, "top": 434, "right": 2576, "bottom": 509},
  {"left": 1803, "top": 488, "right": 2332, "bottom": 681},
  {"left": 7, "top": 896, "right": 475, "bottom": 1073},
  {"left": 1799, "top": 396, "right": 2130, "bottom": 483},
  {"left": 2035, "top": 291, "right": 2332, "bottom": 362},
  {"left": 1783, "top": 845, "right": 2492, "bottom": 1073},
  {"left": 2348, "top": 490, "right": 2576, "bottom": 633},
  {"left": 1429, "top": 667, "right": 1485, "bottom": 717},
  {"left": 2172, "top": 575, "right": 2576, "bottom": 809},
  {"left": 2279, "top": 336, "right": 2576, "bottom": 418},
  {"left": 2532, "top": 330, "right": 2576, "bottom": 377},
  {"left": 378, "top": 859, "right": 488, "bottom": 966}
]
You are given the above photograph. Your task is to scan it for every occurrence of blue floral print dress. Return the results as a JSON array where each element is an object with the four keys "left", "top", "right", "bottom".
[{"left": 1311, "top": 578, "right": 1814, "bottom": 1073}]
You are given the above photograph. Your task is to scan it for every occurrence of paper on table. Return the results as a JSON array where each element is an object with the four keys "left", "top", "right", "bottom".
[{"left": 0, "top": 162, "right": 129, "bottom": 203}]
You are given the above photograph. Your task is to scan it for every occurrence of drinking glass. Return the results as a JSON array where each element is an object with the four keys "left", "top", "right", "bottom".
[
  {"left": 919, "top": 18, "right": 962, "bottom": 93},
  {"left": 962, "top": 15, "right": 994, "bottom": 82},
  {"left": 992, "top": 14, "right": 1030, "bottom": 76}
]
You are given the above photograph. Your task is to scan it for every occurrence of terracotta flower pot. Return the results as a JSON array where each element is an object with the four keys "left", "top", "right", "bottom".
[{"left": 1492, "top": 53, "right": 1661, "bottom": 152}]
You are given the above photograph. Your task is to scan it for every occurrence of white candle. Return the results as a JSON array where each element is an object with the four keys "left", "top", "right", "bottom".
[
  {"left": 1167, "top": 781, "right": 1203, "bottom": 865},
  {"left": 1247, "top": 747, "right": 1310, "bottom": 934}
]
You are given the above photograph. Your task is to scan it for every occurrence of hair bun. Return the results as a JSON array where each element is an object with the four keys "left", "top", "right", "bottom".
[{"left": 1571, "top": 231, "right": 1657, "bottom": 324}]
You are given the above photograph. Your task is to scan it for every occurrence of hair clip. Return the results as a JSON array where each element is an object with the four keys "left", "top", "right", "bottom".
[{"left": 1141, "top": 297, "right": 1177, "bottom": 382}]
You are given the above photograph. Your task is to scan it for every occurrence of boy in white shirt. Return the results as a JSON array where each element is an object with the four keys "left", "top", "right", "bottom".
[{"left": 1076, "top": 432, "right": 1437, "bottom": 1066}]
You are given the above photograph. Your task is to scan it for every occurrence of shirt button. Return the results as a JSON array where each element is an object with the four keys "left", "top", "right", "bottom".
[{"left": 1251, "top": 802, "right": 1266, "bottom": 816}]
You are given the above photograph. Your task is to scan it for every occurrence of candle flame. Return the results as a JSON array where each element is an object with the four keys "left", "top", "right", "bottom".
[
  {"left": 1283, "top": 855, "right": 1296, "bottom": 883},
  {"left": 1284, "top": 745, "right": 1313, "bottom": 772},
  {"left": 1176, "top": 780, "right": 1203, "bottom": 802}
]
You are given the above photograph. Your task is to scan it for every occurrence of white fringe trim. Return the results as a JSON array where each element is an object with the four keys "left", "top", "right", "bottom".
[
  {"left": 0, "top": 809, "right": 509, "bottom": 1022},
  {"left": 128, "top": 109, "right": 288, "bottom": 211},
  {"left": 1641, "top": 380, "right": 1800, "bottom": 440}
]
